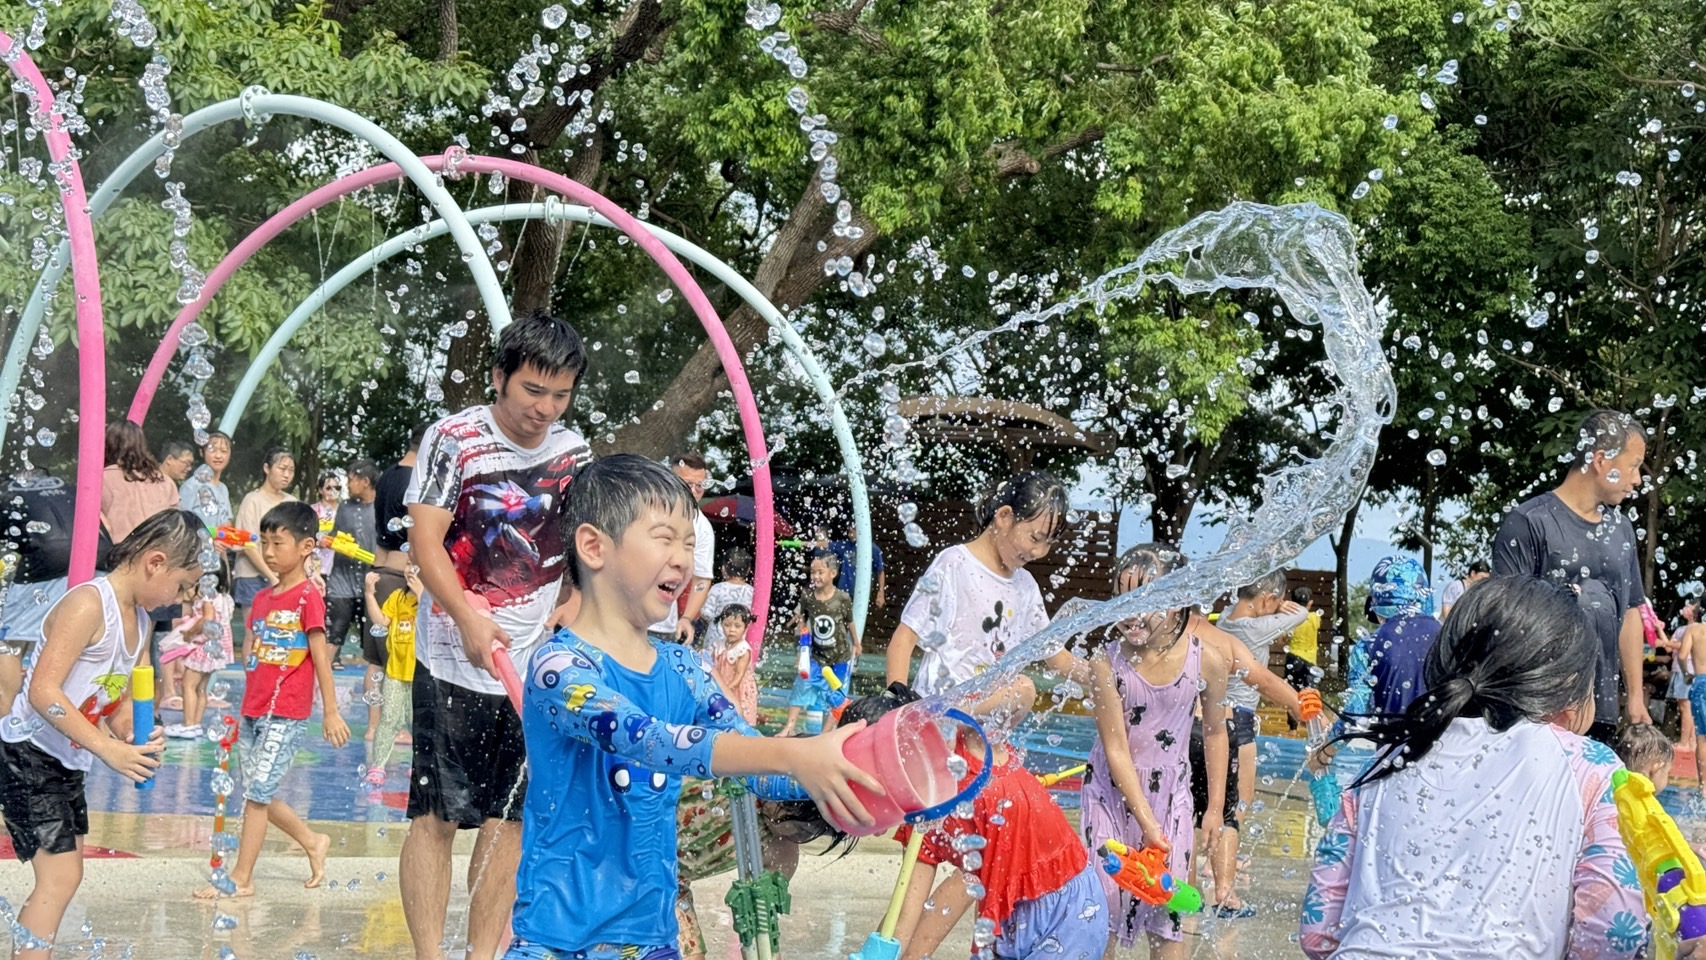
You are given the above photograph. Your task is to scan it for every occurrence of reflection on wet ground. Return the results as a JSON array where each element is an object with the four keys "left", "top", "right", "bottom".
[{"left": 7, "top": 664, "right": 1700, "bottom": 957}]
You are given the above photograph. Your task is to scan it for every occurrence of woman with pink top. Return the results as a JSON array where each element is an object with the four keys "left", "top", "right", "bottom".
[{"left": 99, "top": 420, "right": 180, "bottom": 544}]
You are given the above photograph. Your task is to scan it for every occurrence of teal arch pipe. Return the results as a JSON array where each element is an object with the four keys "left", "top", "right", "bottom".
[
  {"left": 0, "top": 90, "right": 512, "bottom": 454},
  {"left": 218, "top": 199, "right": 875, "bottom": 637}
]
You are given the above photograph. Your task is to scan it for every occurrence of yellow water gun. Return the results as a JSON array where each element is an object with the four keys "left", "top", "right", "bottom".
[
  {"left": 324, "top": 530, "right": 375, "bottom": 565},
  {"left": 1612, "top": 768, "right": 1706, "bottom": 958}
]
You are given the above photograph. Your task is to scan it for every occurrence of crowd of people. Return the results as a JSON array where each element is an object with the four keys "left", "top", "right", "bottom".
[{"left": 0, "top": 308, "right": 1697, "bottom": 960}]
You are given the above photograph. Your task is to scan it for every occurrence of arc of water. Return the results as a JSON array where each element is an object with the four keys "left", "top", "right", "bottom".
[
  {"left": 0, "top": 31, "right": 108, "bottom": 584},
  {"left": 127, "top": 153, "right": 778, "bottom": 646},
  {"left": 218, "top": 199, "right": 874, "bottom": 639},
  {"left": 0, "top": 92, "right": 514, "bottom": 451}
]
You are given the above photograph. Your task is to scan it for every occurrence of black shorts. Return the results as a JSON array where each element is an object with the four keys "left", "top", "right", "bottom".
[
  {"left": 0, "top": 738, "right": 87, "bottom": 861},
  {"left": 408, "top": 665, "right": 528, "bottom": 828},
  {"left": 325, "top": 597, "right": 373, "bottom": 664},
  {"left": 1189, "top": 717, "right": 1241, "bottom": 830},
  {"left": 1284, "top": 654, "right": 1316, "bottom": 691}
]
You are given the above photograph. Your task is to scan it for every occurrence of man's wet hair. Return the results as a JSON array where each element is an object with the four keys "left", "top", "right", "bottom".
[
  {"left": 672, "top": 451, "right": 707, "bottom": 472},
  {"left": 562, "top": 454, "right": 696, "bottom": 586},
  {"left": 492, "top": 309, "right": 589, "bottom": 383},
  {"left": 1570, "top": 409, "right": 1646, "bottom": 469},
  {"left": 260, "top": 501, "right": 319, "bottom": 541},
  {"left": 347, "top": 459, "right": 381, "bottom": 488}
]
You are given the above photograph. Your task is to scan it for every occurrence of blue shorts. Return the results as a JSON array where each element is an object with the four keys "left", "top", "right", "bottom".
[
  {"left": 1690, "top": 676, "right": 1706, "bottom": 728},
  {"left": 996, "top": 860, "right": 1110, "bottom": 960},
  {"left": 237, "top": 715, "right": 307, "bottom": 805},
  {"left": 1, "top": 578, "right": 68, "bottom": 646},
  {"left": 504, "top": 941, "right": 681, "bottom": 960},
  {"left": 232, "top": 576, "right": 269, "bottom": 608}
]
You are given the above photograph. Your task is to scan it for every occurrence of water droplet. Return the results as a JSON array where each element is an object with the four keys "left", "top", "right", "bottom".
[
  {"left": 1427, "top": 449, "right": 1447, "bottom": 466},
  {"left": 1351, "top": 181, "right": 1371, "bottom": 200},
  {"left": 904, "top": 523, "right": 929, "bottom": 548},
  {"left": 862, "top": 332, "right": 887, "bottom": 357},
  {"left": 1419, "top": 92, "right": 1436, "bottom": 110},
  {"left": 624, "top": 370, "right": 641, "bottom": 384},
  {"left": 1526, "top": 307, "right": 1548, "bottom": 328},
  {"left": 541, "top": 3, "right": 567, "bottom": 28},
  {"left": 1585, "top": 249, "right": 1600, "bottom": 264},
  {"left": 656, "top": 289, "right": 673, "bottom": 303},
  {"left": 1383, "top": 114, "right": 1399, "bottom": 130},
  {"left": 212, "top": 913, "right": 237, "bottom": 931},
  {"left": 1505, "top": 1, "right": 1521, "bottom": 18},
  {"left": 34, "top": 428, "right": 55, "bottom": 448},
  {"left": 178, "top": 322, "right": 210, "bottom": 348}
]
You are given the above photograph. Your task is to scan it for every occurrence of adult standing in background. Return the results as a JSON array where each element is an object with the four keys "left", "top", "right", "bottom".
[
  {"left": 646, "top": 452, "right": 714, "bottom": 643},
  {"left": 325, "top": 460, "right": 379, "bottom": 722},
  {"left": 231, "top": 447, "right": 299, "bottom": 616},
  {"left": 1437, "top": 559, "right": 1489, "bottom": 620},
  {"left": 1492, "top": 409, "right": 1648, "bottom": 743},
  {"left": 158, "top": 440, "right": 197, "bottom": 484},
  {"left": 100, "top": 420, "right": 180, "bottom": 543},
  {"left": 178, "top": 431, "right": 234, "bottom": 529},
  {"left": 374, "top": 424, "right": 428, "bottom": 564}
]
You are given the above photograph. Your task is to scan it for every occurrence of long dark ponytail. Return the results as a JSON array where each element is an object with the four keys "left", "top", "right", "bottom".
[{"left": 1344, "top": 575, "right": 1597, "bottom": 788}]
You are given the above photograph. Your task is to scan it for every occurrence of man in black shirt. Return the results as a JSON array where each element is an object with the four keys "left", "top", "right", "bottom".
[
  {"left": 0, "top": 471, "right": 111, "bottom": 711},
  {"left": 374, "top": 423, "right": 427, "bottom": 561},
  {"left": 1492, "top": 409, "right": 1648, "bottom": 744}
]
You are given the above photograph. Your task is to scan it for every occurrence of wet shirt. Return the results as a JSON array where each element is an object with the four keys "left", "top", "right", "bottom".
[
  {"left": 6, "top": 477, "right": 77, "bottom": 582},
  {"left": 900, "top": 748, "right": 1088, "bottom": 931},
  {"left": 1493, "top": 492, "right": 1645, "bottom": 718},
  {"left": 1219, "top": 609, "right": 1307, "bottom": 711},
  {"left": 241, "top": 579, "right": 325, "bottom": 721},
  {"left": 797, "top": 589, "right": 855, "bottom": 666},
  {"left": 178, "top": 474, "right": 232, "bottom": 529},
  {"left": 513, "top": 629, "right": 756, "bottom": 952},
  {"left": 406, "top": 405, "right": 588, "bottom": 693},
  {"left": 0, "top": 578, "right": 149, "bottom": 771},
  {"left": 1364, "top": 613, "right": 1440, "bottom": 716},
  {"left": 901, "top": 545, "right": 1050, "bottom": 698},
  {"left": 1301, "top": 718, "right": 1645, "bottom": 959}
]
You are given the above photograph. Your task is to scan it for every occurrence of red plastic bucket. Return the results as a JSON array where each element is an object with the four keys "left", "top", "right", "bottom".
[{"left": 830, "top": 704, "right": 991, "bottom": 836}]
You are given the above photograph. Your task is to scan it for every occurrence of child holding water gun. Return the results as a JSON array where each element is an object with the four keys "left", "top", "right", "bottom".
[
  {"left": 195, "top": 501, "right": 350, "bottom": 900},
  {"left": 884, "top": 471, "right": 1079, "bottom": 696},
  {"left": 0, "top": 509, "right": 203, "bottom": 960},
  {"left": 884, "top": 676, "right": 1110, "bottom": 960},
  {"left": 1081, "top": 543, "right": 1233, "bottom": 954},
  {"left": 505, "top": 455, "right": 877, "bottom": 960},
  {"left": 1300, "top": 576, "right": 1646, "bottom": 958},
  {"left": 780, "top": 550, "right": 858, "bottom": 736},
  {"left": 361, "top": 563, "right": 422, "bottom": 784}
]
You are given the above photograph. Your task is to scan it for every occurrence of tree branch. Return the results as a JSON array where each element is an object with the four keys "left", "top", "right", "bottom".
[
  {"left": 990, "top": 126, "right": 1105, "bottom": 179},
  {"left": 807, "top": 11, "right": 888, "bottom": 53}
]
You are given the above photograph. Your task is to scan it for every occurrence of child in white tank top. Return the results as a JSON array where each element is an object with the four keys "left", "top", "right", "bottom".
[{"left": 0, "top": 509, "right": 203, "bottom": 960}]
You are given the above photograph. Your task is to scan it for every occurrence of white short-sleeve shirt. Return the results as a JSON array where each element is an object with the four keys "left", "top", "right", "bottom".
[{"left": 900, "top": 544, "right": 1049, "bottom": 697}]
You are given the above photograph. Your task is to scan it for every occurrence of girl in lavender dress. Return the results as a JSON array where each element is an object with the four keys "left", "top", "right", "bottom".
[{"left": 1081, "top": 543, "right": 1232, "bottom": 957}]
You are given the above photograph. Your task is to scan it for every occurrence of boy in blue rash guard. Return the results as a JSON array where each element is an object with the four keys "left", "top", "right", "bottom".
[{"left": 505, "top": 455, "right": 880, "bottom": 960}]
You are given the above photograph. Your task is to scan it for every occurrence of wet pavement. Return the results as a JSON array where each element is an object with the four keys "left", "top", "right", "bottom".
[{"left": 8, "top": 664, "right": 1671, "bottom": 958}]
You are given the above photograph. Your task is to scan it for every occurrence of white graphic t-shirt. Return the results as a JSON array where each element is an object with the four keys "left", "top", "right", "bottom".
[
  {"left": 900, "top": 544, "right": 1049, "bottom": 698},
  {"left": 405, "top": 405, "right": 590, "bottom": 693}
]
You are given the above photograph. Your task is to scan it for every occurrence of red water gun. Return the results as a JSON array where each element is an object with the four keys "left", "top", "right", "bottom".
[
  {"left": 213, "top": 525, "right": 256, "bottom": 548},
  {"left": 1098, "top": 840, "right": 1203, "bottom": 913}
]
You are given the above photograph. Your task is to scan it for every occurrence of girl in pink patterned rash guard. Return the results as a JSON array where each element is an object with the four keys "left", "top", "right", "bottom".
[{"left": 1300, "top": 576, "right": 1646, "bottom": 959}]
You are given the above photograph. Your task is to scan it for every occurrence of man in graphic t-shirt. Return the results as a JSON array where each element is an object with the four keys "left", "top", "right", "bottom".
[
  {"left": 400, "top": 311, "right": 591, "bottom": 960},
  {"left": 1493, "top": 409, "right": 1648, "bottom": 745}
]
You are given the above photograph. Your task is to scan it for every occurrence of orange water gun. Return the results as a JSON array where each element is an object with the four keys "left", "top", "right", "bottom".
[
  {"left": 213, "top": 525, "right": 256, "bottom": 548},
  {"left": 1098, "top": 840, "right": 1203, "bottom": 913},
  {"left": 323, "top": 531, "right": 375, "bottom": 565},
  {"left": 821, "top": 666, "right": 850, "bottom": 721}
]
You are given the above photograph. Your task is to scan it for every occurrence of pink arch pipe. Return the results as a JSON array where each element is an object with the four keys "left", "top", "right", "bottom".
[
  {"left": 134, "top": 153, "right": 779, "bottom": 644},
  {"left": 1, "top": 31, "right": 108, "bottom": 585}
]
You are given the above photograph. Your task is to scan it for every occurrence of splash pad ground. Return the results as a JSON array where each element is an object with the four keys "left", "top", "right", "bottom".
[{"left": 0, "top": 665, "right": 1344, "bottom": 958}]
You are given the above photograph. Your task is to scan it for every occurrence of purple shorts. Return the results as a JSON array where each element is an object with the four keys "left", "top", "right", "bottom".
[{"left": 996, "top": 859, "right": 1110, "bottom": 960}]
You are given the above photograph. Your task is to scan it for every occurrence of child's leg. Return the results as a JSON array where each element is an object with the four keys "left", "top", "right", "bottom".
[
  {"left": 195, "top": 798, "right": 269, "bottom": 897},
  {"left": 676, "top": 880, "right": 706, "bottom": 960},
  {"left": 370, "top": 678, "right": 408, "bottom": 770},
  {"left": 779, "top": 705, "right": 801, "bottom": 735},
  {"left": 364, "top": 665, "right": 384, "bottom": 741},
  {"left": 263, "top": 798, "right": 331, "bottom": 888},
  {"left": 1146, "top": 931, "right": 1187, "bottom": 960},
  {"left": 15, "top": 844, "right": 83, "bottom": 960},
  {"left": 183, "top": 669, "right": 209, "bottom": 729},
  {"left": 1684, "top": 695, "right": 1696, "bottom": 743}
]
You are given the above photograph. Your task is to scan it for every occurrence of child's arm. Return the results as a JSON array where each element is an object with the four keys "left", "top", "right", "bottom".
[
  {"left": 529, "top": 645, "right": 882, "bottom": 828},
  {"left": 885, "top": 623, "right": 920, "bottom": 688},
  {"left": 1198, "top": 643, "right": 1233, "bottom": 893},
  {"left": 363, "top": 573, "right": 389, "bottom": 629},
  {"left": 726, "top": 644, "right": 750, "bottom": 688},
  {"left": 1219, "top": 631, "right": 1304, "bottom": 719},
  {"left": 1566, "top": 762, "right": 1650, "bottom": 953},
  {"left": 1087, "top": 654, "right": 1170, "bottom": 851},
  {"left": 28, "top": 589, "right": 161, "bottom": 783},
  {"left": 307, "top": 626, "right": 350, "bottom": 747},
  {"left": 847, "top": 618, "right": 861, "bottom": 660},
  {"left": 1299, "top": 791, "right": 1359, "bottom": 958},
  {"left": 900, "top": 868, "right": 978, "bottom": 960}
]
